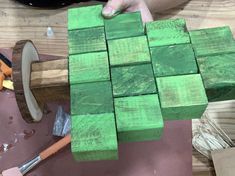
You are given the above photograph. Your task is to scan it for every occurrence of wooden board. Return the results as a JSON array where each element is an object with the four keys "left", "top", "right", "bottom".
[
  {"left": 71, "top": 113, "right": 118, "bottom": 161},
  {"left": 31, "top": 59, "right": 68, "bottom": 88},
  {"left": 157, "top": 74, "right": 208, "bottom": 120},
  {"left": 150, "top": 44, "right": 198, "bottom": 77},
  {"left": 70, "top": 81, "right": 113, "bottom": 115},
  {"left": 68, "top": 5, "right": 104, "bottom": 30},
  {"left": 111, "top": 64, "right": 157, "bottom": 97},
  {"left": 108, "top": 36, "right": 151, "bottom": 66},
  {"left": 104, "top": 12, "right": 144, "bottom": 40},
  {"left": 189, "top": 26, "right": 235, "bottom": 57},
  {"left": 197, "top": 53, "right": 235, "bottom": 101},
  {"left": 68, "top": 27, "right": 106, "bottom": 55},
  {"left": 114, "top": 94, "right": 164, "bottom": 142},
  {"left": 69, "top": 52, "right": 110, "bottom": 84},
  {"left": 146, "top": 18, "right": 190, "bottom": 47}
]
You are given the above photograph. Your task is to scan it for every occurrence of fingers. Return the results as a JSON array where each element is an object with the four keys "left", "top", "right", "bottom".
[
  {"left": 102, "top": 0, "right": 127, "bottom": 18},
  {"left": 138, "top": 1, "right": 154, "bottom": 23}
]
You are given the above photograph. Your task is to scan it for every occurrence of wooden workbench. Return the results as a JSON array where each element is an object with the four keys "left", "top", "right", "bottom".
[{"left": 0, "top": 0, "right": 235, "bottom": 175}]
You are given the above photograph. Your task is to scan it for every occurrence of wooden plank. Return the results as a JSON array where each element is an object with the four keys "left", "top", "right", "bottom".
[
  {"left": 70, "top": 81, "right": 113, "bottom": 115},
  {"left": 157, "top": 74, "right": 208, "bottom": 120},
  {"left": 104, "top": 12, "right": 144, "bottom": 40},
  {"left": 111, "top": 64, "right": 157, "bottom": 97},
  {"left": 189, "top": 26, "right": 235, "bottom": 57},
  {"left": 197, "top": 53, "right": 235, "bottom": 101},
  {"left": 150, "top": 44, "right": 198, "bottom": 77},
  {"left": 114, "top": 94, "right": 164, "bottom": 142},
  {"left": 71, "top": 113, "right": 118, "bottom": 161},
  {"left": 69, "top": 52, "right": 110, "bottom": 84},
  {"left": 146, "top": 18, "right": 190, "bottom": 47},
  {"left": 68, "top": 5, "right": 104, "bottom": 30},
  {"left": 68, "top": 27, "right": 106, "bottom": 55},
  {"left": 108, "top": 36, "right": 151, "bottom": 66}
]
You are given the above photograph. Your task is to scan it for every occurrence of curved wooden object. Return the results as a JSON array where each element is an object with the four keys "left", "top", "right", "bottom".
[
  {"left": 13, "top": 40, "right": 43, "bottom": 123},
  {"left": 12, "top": 40, "right": 70, "bottom": 123}
]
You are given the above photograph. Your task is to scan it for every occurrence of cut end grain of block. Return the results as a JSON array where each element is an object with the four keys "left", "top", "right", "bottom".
[
  {"left": 146, "top": 18, "right": 190, "bottom": 47},
  {"left": 111, "top": 64, "right": 157, "bottom": 97},
  {"left": 69, "top": 52, "right": 110, "bottom": 84},
  {"left": 157, "top": 74, "right": 208, "bottom": 120},
  {"left": 189, "top": 26, "right": 235, "bottom": 57},
  {"left": 197, "top": 53, "right": 235, "bottom": 101},
  {"left": 71, "top": 113, "right": 118, "bottom": 161},
  {"left": 68, "top": 5, "right": 104, "bottom": 30},
  {"left": 68, "top": 27, "right": 106, "bottom": 55},
  {"left": 108, "top": 36, "right": 151, "bottom": 66},
  {"left": 70, "top": 81, "right": 114, "bottom": 115},
  {"left": 105, "top": 12, "right": 144, "bottom": 40},
  {"left": 150, "top": 44, "right": 198, "bottom": 77},
  {"left": 114, "top": 94, "right": 164, "bottom": 142}
]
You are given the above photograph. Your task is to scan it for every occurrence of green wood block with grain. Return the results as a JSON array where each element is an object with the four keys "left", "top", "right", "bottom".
[
  {"left": 69, "top": 52, "right": 110, "bottom": 84},
  {"left": 68, "top": 5, "right": 104, "bottom": 30},
  {"left": 111, "top": 64, "right": 157, "bottom": 97},
  {"left": 68, "top": 27, "right": 106, "bottom": 55},
  {"left": 146, "top": 18, "right": 190, "bottom": 47},
  {"left": 114, "top": 94, "right": 164, "bottom": 142},
  {"left": 197, "top": 53, "right": 235, "bottom": 102},
  {"left": 71, "top": 113, "right": 118, "bottom": 161},
  {"left": 157, "top": 74, "right": 208, "bottom": 120},
  {"left": 104, "top": 12, "right": 144, "bottom": 40},
  {"left": 189, "top": 26, "right": 235, "bottom": 57},
  {"left": 108, "top": 36, "right": 151, "bottom": 66},
  {"left": 70, "top": 81, "right": 113, "bottom": 115},
  {"left": 150, "top": 44, "right": 198, "bottom": 77}
]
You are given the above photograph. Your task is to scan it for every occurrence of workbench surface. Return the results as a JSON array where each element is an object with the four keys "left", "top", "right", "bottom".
[{"left": 0, "top": 0, "right": 235, "bottom": 175}]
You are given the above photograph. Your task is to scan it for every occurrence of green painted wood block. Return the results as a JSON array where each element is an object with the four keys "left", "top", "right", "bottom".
[
  {"left": 197, "top": 53, "right": 235, "bottom": 102},
  {"left": 146, "top": 18, "right": 190, "bottom": 47},
  {"left": 108, "top": 36, "right": 151, "bottom": 66},
  {"left": 71, "top": 113, "right": 118, "bottom": 161},
  {"left": 150, "top": 44, "right": 198, "bottom": 77},
  {"left": 189, "top": 26, "right": 235, "bottom": 57},
  {"left": 69, "top": 52, "right": 110, "bottom": 84},
  {"left": 111, "top": 64, "right": 157, "bottom": 97},
  {"left": 114, "top": 94, "right": 164, "bottom": 142},
  {"left": 68, "top": 5, "right": 104, "bottom": 30},
  {"left": 157, "top": 74, "right": 208, "bottom": 120},
  {"left": 104, "top": 12, "right": 144, "bottom": 40},
  {"left": 68, "top": 27, "right": 106, "bottom": 55},
  {"left": 70, "top": 81, "right": 113, "bottom": 115}
]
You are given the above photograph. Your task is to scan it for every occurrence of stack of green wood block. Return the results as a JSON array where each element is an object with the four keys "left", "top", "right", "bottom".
[{"left": 68, "top": 4, "right": 235, "bottom": 162}]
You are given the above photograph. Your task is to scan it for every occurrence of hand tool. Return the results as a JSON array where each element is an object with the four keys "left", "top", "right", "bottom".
[{"left": 0, "top": 53, "right": 13, "bottom": 90}]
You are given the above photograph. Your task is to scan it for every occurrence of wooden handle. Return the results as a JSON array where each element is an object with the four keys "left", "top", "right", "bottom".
[{"left": 39, "top": 134, "right": 71, "bottom": 160}]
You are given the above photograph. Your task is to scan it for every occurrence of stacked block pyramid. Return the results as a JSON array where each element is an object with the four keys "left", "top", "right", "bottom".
[{"left": 67, "top": 5, "right": 235, "bottom": 161}]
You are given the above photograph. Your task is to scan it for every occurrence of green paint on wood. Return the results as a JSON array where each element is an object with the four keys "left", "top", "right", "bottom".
[
  {"left": 197, "top": 53, "right": 235, "bottom": 101},
  {"left": 68, "top": 27, "right": 106, "bottom": 55},
  {"left": 157, "top": 74, "right": 208, "bottom": 120},
  {"left": 69, "top": 52, "right": 110, "bottom": 84},
  {"left": 108, "top": 36, "right": 151, "bottom": 66},
  {"left": 68, "top": 5, "right": 104, "bottom": 30},
  {"left": 114, "top": 94, "right": 164, "bottom": 142},
  {"left": 71, "top": 113, "right": 118, "bottom": 161},
  {"left": 111, "top": 64, "right": 157, "bottom": 97},
  {"left": 150, "top": 44, "right": 198, "bottom": 77},
  {"left": 70, "top": 81, "right": 113, "bottom": 115},
  {"left": 189, "top": 26, "right": 235, "bottom": 57},
  {"left": 104, "top": 12, "right": 144, "bottom": 40},
  {"left": 146, "top": 18, "right": 190, "bottom": 47}
]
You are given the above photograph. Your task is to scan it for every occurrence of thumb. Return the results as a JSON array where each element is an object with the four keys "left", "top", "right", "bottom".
[{"left": 102, "top": 0, "right": 127, "bottom": 18}]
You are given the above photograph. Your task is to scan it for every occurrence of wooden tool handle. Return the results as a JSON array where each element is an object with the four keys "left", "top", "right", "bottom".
[{"left": 40, "top": 134, "right": 71, "bottom": 160}]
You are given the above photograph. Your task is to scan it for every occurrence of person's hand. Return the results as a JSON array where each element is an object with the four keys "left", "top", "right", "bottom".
[{"left": 102, "top": 0, "right": 153, "bottom": 23}]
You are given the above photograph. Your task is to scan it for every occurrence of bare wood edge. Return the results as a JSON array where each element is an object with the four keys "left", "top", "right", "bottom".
[{"left": 13, "top": 40, "right": 43, "bottom": 123}]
